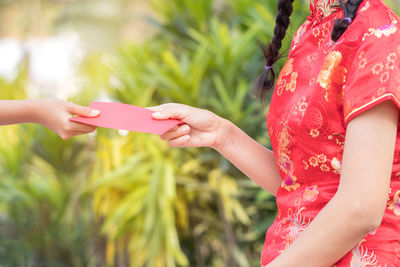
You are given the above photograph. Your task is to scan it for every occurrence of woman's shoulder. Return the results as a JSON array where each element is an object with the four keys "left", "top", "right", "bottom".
[
  {"left": 338, "top": 0, "right": 400, "bottom": 50},
  {"left": 354, "top": 0, "right": 399, "bottom": 31}
]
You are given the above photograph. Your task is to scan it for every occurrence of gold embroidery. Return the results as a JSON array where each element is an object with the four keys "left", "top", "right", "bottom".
[
  {"left": 317, "top": 51, "right": 347, "bottom": 102},
  {"left": 286, "top": 72, "right": 299, "bottom": 93},
  {"left": 310, "top": 129, "right": 320, "bottom": 138},
  {"left": 380, "top": 71, "right": 390, "bottom": 83},
  {"left": 320, "top": 164, "right": 330, "bottom": 172},
  {"left": 303, "top": 160, "right": 309, "bottom": 170},
  {"left": 317, "top": 154, "right": 327, "bottom": 163},
  {"left": 307, "top": 53, "right": 319, "bottom": 63},
  {"left": 318, "top": 51, "right": 342, "bottom": 88},
  {"left": 315, "top": 0, "right": 342, "bottom": 18},
  {"left": 309, "top": 156, "right": 319, "bottom": 167},
  {"left": 359, "top": 58, "right": 367, "bottom": 69},
  {"left": 281, "top": 58, "right": 294, "bottom": 76},
  {"left": 276, "top": 123, "right": 300, "bottom": 191},
  {"left": 362, "top": 19, "right": 398, "bottom": 41},
  {"left": 372, "top": 63, "right": 384, "bottom": 75},
  {"left": 276, "top": 58, "right": 298, "bottom": 95},
  {"left": 303, "top": 185, "right": 319, "bottom": 202},
  {"left": 331, "top": 157, "right": 342, "bottom": 174},
  {"left": 388, "top": 190, "right": 400, "bottom": 216}
]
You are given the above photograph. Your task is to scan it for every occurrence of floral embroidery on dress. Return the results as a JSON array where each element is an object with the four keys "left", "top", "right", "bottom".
[
  {"left": 358, "top": 50, "right": 367, "bottom": 69},
  {"left": 276, "top": 58, "right": 299, "bottom": 95},
  {"left": 317, "top": 51, "right": 347, "bottom": 102},
  {"left": 388, "top": 190, "right": 400, "bottom": 216},
  {"left": 362, "top": 18, "right": 398, "bottom": 41},
  {"left": 276, "top": 123, "right": 300, "bottom": 191},
  {"left": 290, "top": 96, "right": 309, "bottom": 117},
  {"left": 281, "top": 207, "right": 311, "bottom": 248},
  {"left": 310, "top": 0, "right": 344, "bottom": 24},
  {"left": 331, "top": 157, "right": 342, "bottom": 174},
  {"left": 307, "top": 154, "right": 331, "bottom": 172},
  {"left": 310, "top": 128, "right": 320, "bottom": 138},
  {"left": 277, "top": 58, "right": 299, "bottom": 95},
  {"left": 350, "top": 240, "right": 378, "bottom": 266},
  {"left": 292, "top": 21, "right": 311, "bottom": 52},
  {"left": 303, "top": 185, "right": 319, "bottom": 202},
  {"left": 315, "top": 0, "right": 342, "bottom": 18}
]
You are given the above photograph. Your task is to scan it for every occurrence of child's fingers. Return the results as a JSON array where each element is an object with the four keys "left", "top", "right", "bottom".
[
  {"left": 68, "top": 121, "right": 97, "bottom": 132},
  {"left": 160, "top": 124, "right": 190, "bottom": 140},
  {"left": 68, "top": 103, "right": 100, "bottom": 117},
  {"left": 60, "top": 131, "right": 92, "bottom": 140}
]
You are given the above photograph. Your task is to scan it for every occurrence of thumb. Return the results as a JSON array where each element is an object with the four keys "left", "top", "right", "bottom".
[
  {"left": 68, "top": 103, "right": 100, "bottom": 117},
  {"left": 151, "top": 104, "right": 190, "bottom": 121}
]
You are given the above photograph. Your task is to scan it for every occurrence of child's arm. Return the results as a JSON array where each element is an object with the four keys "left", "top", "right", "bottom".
[{"left": 0, "top": 98, "right": 100, "bottom": 139}]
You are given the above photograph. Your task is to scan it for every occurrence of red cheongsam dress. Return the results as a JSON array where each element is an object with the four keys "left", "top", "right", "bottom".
[{"left": 262, "top": 0, "right": 400, "bottom": 266}]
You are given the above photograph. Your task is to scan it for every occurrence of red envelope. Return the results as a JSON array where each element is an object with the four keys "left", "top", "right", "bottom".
[{"left": 70, "top": 102, "right": 182, "bottom": 135}]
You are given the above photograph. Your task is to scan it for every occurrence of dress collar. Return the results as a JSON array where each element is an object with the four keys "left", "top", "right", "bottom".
[{"left": 309, "top": 0, "right": 343, "bottom": 24}]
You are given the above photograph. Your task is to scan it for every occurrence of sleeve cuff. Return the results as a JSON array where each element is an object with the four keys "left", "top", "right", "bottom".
[{"left": 344, "top": 93, "right": 400, "bottom": 127}]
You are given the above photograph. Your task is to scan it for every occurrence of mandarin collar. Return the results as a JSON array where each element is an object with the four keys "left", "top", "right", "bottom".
[{"left": 309, "top": 0, "right": 343, "bottom": 24}]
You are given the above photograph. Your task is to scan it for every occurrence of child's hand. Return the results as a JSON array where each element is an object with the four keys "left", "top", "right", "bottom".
[{"left": 34, "top": 98, "right": 100, "bottom": 140}]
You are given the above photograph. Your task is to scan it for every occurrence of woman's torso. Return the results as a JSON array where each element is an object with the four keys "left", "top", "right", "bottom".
[{"left": 263, "top": 0, "right": 400, "bottom": 266}]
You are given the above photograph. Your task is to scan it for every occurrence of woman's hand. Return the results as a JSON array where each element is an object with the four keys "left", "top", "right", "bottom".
[
  {"left": 148, "top": 103, "right": 226, "bottom": 149},
  {"left": 32, "top": 98, "right": 100, "bottom": 140}
]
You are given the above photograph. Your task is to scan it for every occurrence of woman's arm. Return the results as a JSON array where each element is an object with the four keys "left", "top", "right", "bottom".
[
  {"left": 214, "top": 119, "right": 282, "bottom": 195},
  {"left": 0, "top": 98, "right": 100, "bottom": 139},
  {"left": 267, "top": 100, "right": 399, "bottom": 267},
  {"left": 150, "top": 103, "right": 282, "bottom": 195}
]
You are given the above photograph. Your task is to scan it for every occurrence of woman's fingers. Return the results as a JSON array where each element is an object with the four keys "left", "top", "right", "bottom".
[
  {"left": 168, "top": 134, "right": 190, "bottom": 148},
  {"left": 150, "top": 103, "right": 191, "bottom": 121},
  {"left": 68, "top": 103, "right": 100, "bottom": 117},
  {"left": 160, "top": 124, "right": 191, "bottom": 140}
]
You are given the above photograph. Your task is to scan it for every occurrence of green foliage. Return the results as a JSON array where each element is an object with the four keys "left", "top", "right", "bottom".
[
  {"left": 7, "top": 0, "right": 400, "bottom": 266},
  {"left": 95, "top": 0, "right": 304, "bottom": 265},
  {"left": 0, "top": 0, "right": 306, "bottom": 265}
]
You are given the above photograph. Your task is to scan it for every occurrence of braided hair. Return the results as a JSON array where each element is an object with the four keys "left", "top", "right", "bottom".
[
  {"left": 257, "top": 0, "right": 295, "bottom": 97},
  {"left": 257, "top": 0, "right": 364, "bottom": 97},
  {"left": 332, "top": 0, "right": 364, "bottom": 41}
]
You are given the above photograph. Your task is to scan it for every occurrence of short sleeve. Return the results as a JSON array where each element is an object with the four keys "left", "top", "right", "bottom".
[{"left": 343, "top": 12, "right": 400, "bottom": 127}]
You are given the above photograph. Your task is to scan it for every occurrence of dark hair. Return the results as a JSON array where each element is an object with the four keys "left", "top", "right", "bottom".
[
  {"left": 332, "top": 0, "right": 364, "bottom": 41},
  {"left": 257, "top": 0, "right": 364, "bottom": 98},
  {"left": 257, "top": 0, "right": 295, "bottom": 98}
]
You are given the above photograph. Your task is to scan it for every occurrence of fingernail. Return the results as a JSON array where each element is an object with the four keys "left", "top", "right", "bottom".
[
  {"left": 91, "top": 109, "right": 100, "bottom": 116},
  {"left": 153, "top": 112, "right": 162, "bottom": 117}
]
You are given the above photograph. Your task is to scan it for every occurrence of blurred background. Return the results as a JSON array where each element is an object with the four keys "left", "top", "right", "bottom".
[{"left": 0, "top": 0, "right": 398, "bottom": 266}]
